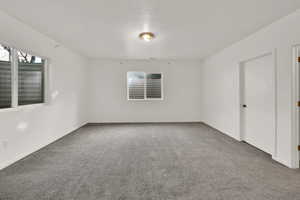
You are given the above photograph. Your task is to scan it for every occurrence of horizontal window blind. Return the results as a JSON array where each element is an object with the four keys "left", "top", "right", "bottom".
[
  {"left": 0, "top": 45, "right": 47, "bottom": 110},
  {"left": 146, "top": 73, "right": 162, "bottom": 99},
  {"left": 0, "top": 61, "right": 12, "bottom": 108},
  {"left": 127, "top": 72, "right": 145, "bottom": 100},
  {"left": 18, "top": 62, "right": 44, "bottom": 105},
  {"left": 127, "top": 72, "right": 162, "bottom": 100},
  {"left": 0, "top": 44, "right": 11, "bottom": 109}
]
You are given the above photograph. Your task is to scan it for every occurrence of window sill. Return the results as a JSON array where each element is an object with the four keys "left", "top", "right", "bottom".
[
  {"left": 0, "top": 103, "right": 46, "bottom": 113},
  {"left": 128, "top": 99, "right": 164, "bottom": 101}
]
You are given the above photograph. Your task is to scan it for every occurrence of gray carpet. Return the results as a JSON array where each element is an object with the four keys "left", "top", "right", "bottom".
[{"left": 0, "top": 123, "right": 300, "bottom": 200}]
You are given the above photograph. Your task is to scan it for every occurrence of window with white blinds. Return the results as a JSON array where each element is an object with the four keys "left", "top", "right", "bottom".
[
  {"left": 0, "top": 45, "right": 11, "bottom": 108},
  {"left": 18, "top": 50, "right": 45, "bottom": 106},
  {"left": 127, "top": 72, "right": 145, "bottom": 100},
  {"left": 127, "top": 72, "right": 163, "bottom": 100},
  {"left": 146, "top": 73, "right": 162, "bottom": 99},
  {"left": 0, "top": 43, "right": 46, "bottom": 109}
]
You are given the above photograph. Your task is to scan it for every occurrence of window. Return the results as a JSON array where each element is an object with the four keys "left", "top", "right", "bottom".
[
  {"left": 146, "top": 73, "right": 162, "bottom": 99},
  {"left": 0, "top": 43, "right": 46, "bottom": 109},
  {"left": 18, "top": 50, "right": 45, "bottom": 105},
  {"left": 127, "top": 72, "right": 145, "bottom": 100},
  {"left": 127, "top": 72, "right": 163, "bottom": 100},
  {"left": 0, "top": 45, "right": 12, "bottom": 108}
]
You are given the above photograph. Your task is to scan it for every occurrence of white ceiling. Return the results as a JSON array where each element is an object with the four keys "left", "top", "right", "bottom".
[{"left": 0, "top": 0, "right": 300, "bottom": 59}]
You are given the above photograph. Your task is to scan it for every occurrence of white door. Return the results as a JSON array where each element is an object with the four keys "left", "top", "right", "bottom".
[
  {"left": 242, "top": 54, "right": 275, "bottom": 154},
  {"left": 298, "top": 55, "right": 300, "bottom": 155}
]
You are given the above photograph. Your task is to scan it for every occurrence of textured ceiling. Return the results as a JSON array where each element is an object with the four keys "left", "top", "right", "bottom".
[{"left": 1, "top": 0, "right": 300, "bottom": 59}]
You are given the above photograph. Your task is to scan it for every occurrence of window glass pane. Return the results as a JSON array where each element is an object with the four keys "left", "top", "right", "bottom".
[
  {"left": 18, "top": 51, "right": 45, "bottom": 105},
  {"left": 127, "top": 72, "right": 145, "bottom": 100},
  {"left": 146, "top": 73, "right": 162, "bottom": 99},
  {"left": 0, "top": 44, "right": 12, "bottom": 108}
]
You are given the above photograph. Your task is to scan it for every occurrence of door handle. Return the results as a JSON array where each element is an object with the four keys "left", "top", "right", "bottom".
[{"left": 242, "top": 104, "right": 247, "bottom": 108}]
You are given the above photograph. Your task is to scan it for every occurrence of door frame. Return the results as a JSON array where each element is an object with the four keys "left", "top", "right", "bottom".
[
  {"left": 238, "top": 50, "right": 278, "bottom": 157},
  {"left": 291, "top": 45, "right": 300, "bottom": 168}
]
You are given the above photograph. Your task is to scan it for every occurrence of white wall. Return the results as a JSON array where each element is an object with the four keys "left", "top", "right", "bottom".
[
  {"left": 199, "top": 10, "right": 300, "bottom": 168},
  {"left": 2, "top": 7, "right": 300, "bottom": 170},
  {"left": 0, "top": 11, "right": 88, "bottom": 169},
  {"left": 88, "top": 60, "right": 202, "bottom": 123}
]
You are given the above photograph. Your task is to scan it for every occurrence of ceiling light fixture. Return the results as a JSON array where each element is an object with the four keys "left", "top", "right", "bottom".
[{"left": 139, "top": 32, "right": 155, "bottom": 42}]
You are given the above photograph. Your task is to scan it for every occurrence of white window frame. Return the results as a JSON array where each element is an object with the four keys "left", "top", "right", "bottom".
[
  {"left": 127, "top": 71, "right": 163, "bottom": 101},
  {"left": 0, "top": 42, "right": 49, "bottom": 112}
]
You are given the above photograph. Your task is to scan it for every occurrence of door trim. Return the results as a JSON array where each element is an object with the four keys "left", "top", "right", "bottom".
[
  {"left": 238, "top": 50, "right": 277, "bottom": 157},
  {"left": 291, "top": 45, "right": 300, "bottom": 168}
]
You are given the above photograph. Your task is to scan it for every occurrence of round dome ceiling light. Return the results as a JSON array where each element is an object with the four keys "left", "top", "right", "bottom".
[{"left": 139, "top": 32, "right": 155, "bottom": 42}]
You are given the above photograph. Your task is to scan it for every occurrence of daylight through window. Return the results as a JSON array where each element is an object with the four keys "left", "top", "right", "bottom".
[
  {"left": 0, "top": 44, "right": 46, "bottom": 109},
  {"left": 127, "top": 72, "right": 163, "bottom": 100}
]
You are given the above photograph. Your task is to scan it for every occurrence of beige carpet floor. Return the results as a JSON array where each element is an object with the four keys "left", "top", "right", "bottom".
[{"left": 0, "top": 123, "right": 300, "bottom": 200}]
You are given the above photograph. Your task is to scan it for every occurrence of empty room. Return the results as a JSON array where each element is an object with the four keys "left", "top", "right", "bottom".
[{"left": 1, "top": 0, "right": 300, "bottom": 199}]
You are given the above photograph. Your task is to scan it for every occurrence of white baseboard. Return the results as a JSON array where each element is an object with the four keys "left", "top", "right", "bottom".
[
  {"left": 202, "top": 121, "right": 295, "bottom": 168},
  {"left": 272, "top": 156, "right": 297, "bottom": 169},
  {"left": 0, "top": 122, "right": 87, "bottom": 170},
  {"left": 87, "top": 121, "right": 203, "bottom": 125}
]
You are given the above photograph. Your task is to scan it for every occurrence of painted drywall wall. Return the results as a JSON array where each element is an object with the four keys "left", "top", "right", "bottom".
[
  {"left": 88, "top": 60, "right": 202, "bottom": 123},
  {"left": 199, "top": 10, "right": 300, "bottom": 168},
  {"left": 0, "top": 11, "right": 88, "bottom": 169}
]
